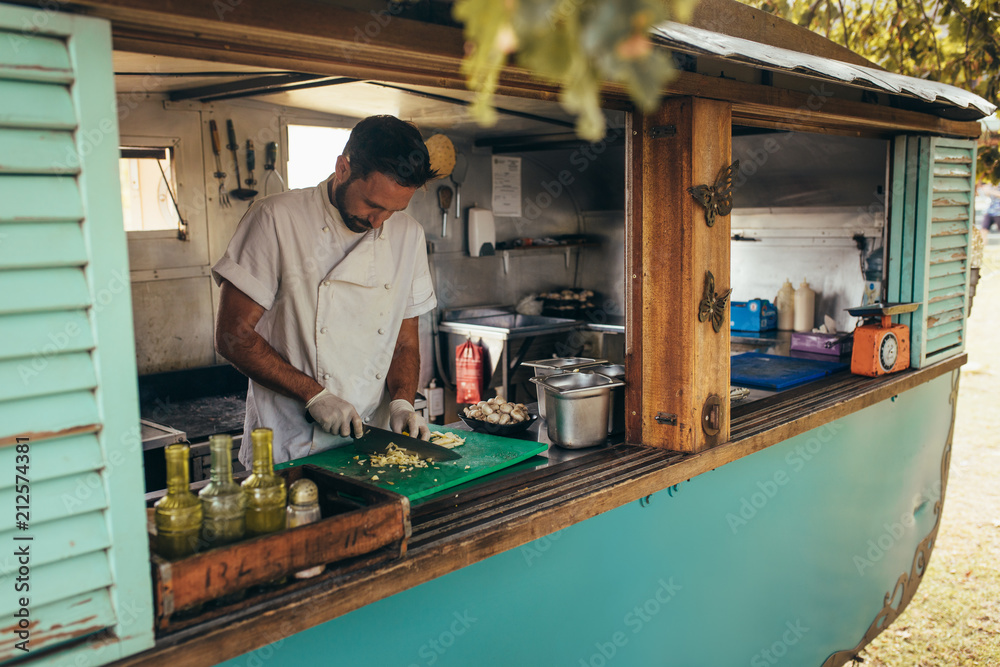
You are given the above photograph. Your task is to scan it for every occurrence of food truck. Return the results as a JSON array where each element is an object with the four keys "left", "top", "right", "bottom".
[{"left": 0, "top": 0, "right": 993, "bottom": 665}]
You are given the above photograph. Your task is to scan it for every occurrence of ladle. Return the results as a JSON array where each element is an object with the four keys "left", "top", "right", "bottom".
[
  {"left": 451, "top": 153, "right": 468, "bottom": 218},
  {"left": 437, "top": 185, "right": 454, "bottom": 237}
]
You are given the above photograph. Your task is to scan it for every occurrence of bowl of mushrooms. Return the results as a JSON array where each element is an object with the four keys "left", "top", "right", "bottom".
[{"left": 459, "top": 397, "right": 538, "bottom": 436}]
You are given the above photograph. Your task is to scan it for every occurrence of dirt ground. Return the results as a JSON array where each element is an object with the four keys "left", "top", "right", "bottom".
[{"left": 859, "top": 242, "right": 1000, "bottom": 666}]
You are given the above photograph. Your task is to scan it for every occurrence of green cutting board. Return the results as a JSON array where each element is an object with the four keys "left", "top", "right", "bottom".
[{"left": 276, "top": 426, "right": 547, "bottom": 502}]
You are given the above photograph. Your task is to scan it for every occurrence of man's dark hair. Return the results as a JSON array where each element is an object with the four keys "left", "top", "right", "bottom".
[{"left": 343, "top": 115, "right": 438, "bottom": 188}]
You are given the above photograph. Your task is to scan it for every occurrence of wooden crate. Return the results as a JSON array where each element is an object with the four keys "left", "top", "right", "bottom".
[{"left": 148, "top": 465, "right": 410, "bottom": 629}]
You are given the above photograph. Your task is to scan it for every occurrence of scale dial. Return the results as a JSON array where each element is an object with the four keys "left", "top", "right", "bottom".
[{"left": 879, "top": 332, "right": 899, "bottom": 372}]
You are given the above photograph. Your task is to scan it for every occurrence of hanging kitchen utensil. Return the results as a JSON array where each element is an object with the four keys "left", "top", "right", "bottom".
[
  {"left": 425, "top": 133, "right": 455, "bottom": 178},
  {"left": 451, "top": 152, "right": 467, "bottom": 218},
  {"left": 226, "top": 120, "right": 257, "bottom": 201},
  {"left": 243, "top": 139, "right": 259, "bottom": 204},
  {"left": 208, "top": 120, "right": 230, "bottom": 207},
  {"left": 262, "top": 141, "right": 286, "bottom": 195},
  {"left": 437, "top": 185, "right": 453, "bottom": 237}
]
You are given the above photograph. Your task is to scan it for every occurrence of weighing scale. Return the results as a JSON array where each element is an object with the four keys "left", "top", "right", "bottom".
[{"left": 846, "top": 302, "right": 920, "bottom": 377}]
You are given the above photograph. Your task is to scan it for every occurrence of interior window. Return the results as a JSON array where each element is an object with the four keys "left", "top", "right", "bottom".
[
  {"left": 119, "top": 146, "right": 180, "bottom": 232},
  {"left": 286, "top": 124, "right": 352, "bottom": 190}
]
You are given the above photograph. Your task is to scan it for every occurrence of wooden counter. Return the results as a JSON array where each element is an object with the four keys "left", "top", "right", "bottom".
[{"left": 113, "top": 354, "right": 964, "bottom": 667}]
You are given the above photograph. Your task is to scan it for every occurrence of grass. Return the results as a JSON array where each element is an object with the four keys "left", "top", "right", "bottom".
[{"left": 858, "top": 244, "right": 1000, "bottom": 666}]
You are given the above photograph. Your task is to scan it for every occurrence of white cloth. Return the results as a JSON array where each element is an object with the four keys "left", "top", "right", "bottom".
[{"left": 212, "top": 176, "right": 436, "bottom": 466}]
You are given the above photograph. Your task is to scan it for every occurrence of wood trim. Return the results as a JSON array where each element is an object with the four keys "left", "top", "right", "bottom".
[
  {"left": 635, "top": 97, "right": 732, "bottom": 452},
  {"left": 29, "top": 0, "right": 978, "bottom": 138},
  {"left": 624, "top": 111, "right": 644, "bottom": 443},
  {"left": 110, "top": 355, "right": 966, "bottom": 667}
]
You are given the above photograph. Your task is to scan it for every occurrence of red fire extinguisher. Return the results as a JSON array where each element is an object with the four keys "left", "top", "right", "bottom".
[{"left": 456, "top": 338, "right": 484, "bottom": 404}]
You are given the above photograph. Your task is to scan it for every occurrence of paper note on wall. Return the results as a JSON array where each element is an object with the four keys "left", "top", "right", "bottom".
[{"left": 492, "top": 156, "right": 521, "bottom": 217}]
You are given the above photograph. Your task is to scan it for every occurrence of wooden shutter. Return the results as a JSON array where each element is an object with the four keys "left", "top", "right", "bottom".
[
  {"left": 888, "top": 136, "right": 976, "bottom": 369},
  {"left": 0, "top": 6, "right": 155, "bottom": 664}
]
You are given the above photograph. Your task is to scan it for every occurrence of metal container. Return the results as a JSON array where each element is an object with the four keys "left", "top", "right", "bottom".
[
  {"left": 530, "top": 372, "right": 624, "bottom": 448},
  {"left": 523, "top": 357, "right": 607, "bottom": 418},
  {"left": 581, "top": 363, "right": 626, "bottom": 435}
]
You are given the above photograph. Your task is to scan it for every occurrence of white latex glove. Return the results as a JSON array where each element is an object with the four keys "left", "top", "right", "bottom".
[
  {"left": 306, "top": 389, "right": 363, "bottom": 438},
  {"left": 389, "top": 399, "right": 430, "bottom": 441}
]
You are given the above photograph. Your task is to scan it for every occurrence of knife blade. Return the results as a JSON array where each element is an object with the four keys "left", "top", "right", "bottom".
[{"left": 352, "top": 425, "right": 462, "bottom": 462}]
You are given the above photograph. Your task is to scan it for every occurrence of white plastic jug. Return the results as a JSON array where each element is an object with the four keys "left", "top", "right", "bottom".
[
  {"left": 775, "top": 279, "right": 795, "bottom": 330},
  {"left": 793, "top": 280, "right": 815, "bottom": 332}
]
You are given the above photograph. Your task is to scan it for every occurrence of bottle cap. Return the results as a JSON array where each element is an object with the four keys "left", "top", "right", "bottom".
[{"left": 288, "top": 478, "right": 319, "bottom": 506}]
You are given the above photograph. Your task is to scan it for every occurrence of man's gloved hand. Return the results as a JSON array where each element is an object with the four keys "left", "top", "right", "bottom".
[
  {"left": 306, "top": 388, "right": 364, "bottom": 438},
  {"left": 389, "top": 399, "right": 430, "bottom": 441}
]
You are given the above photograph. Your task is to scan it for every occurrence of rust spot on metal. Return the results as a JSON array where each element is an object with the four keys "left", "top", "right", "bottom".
[{"left": 69, "top": 597, "right": 93, "bottom": 608}]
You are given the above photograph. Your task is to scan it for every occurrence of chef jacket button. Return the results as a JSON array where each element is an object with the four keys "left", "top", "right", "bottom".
[
  {"left": 378, "top": 328, "right": 385, "bottom": 335},
  {"left": 322, "top": 280, "right": 330, "bottom": 287},
  {"left": 320, "top": 327, "right": 328, "bottom": 334},
  {"left": 322, "top": 226, "right": 328, "bottom": 232},
  {"left": 375, "top": 372, "right": 383, "bottom": 380},
  {"left": 384, "top": 283, "right": 391, "bottom": 290},
  {"left": 363, "top": 416, "right": 371, "bottom": 423},
  {"left": 323, "top": 373, "right": 330, "bottom": 380}
]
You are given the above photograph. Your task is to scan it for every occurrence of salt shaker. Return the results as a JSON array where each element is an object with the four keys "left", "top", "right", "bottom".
[{"left": 286, "top": 478, "right": 325, "bottom": 579}]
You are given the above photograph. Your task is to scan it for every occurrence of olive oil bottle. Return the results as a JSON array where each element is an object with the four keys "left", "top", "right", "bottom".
[
  {"left": 242, "top": 428, "right": 287, "bottom": 537},
  {"left": 198, "top": 434, "right": 246, "bottom": 548},
  {"left": 154, "top": 443, "right": 203, "bottom": 560}
]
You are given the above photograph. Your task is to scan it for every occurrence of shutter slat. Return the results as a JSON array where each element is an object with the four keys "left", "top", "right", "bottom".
[
  {"left": 928, "top": 285, "right": 966, "bottom": 304},
  {"left": 0, "top": 432, "right": 103, "bottom": 488},
  {"left": 0, "top": 470, "right": 108, "bottom": 533},
  {"left": 927, "top": 297, "right": 966, "bottom": 316},
  {"left": 929, "top": 205, "right": 969, "bottom": 222},
  {"left": 0, "top": 549, "right": 111, "bottom": 616},
  {"left": 928, "top": 260, "right": 966, "bottom": 278},
  {"left": 932, "top": 165, "right": 971, "bottom": 178},
  {"left": 0, "top": 175, "right": 83, "bottom": 222},
  {"left": 0, "top": 589, "right": 115, "bottom": 663},
  {"left": 0, "top": 310, "right": 93, "bottom": 361},
  {"left": 926, "top": 331, "right": 963, "bottom": 353},
  {"left": 930, "top": 234, "right": 968, "bottom": 251},
  {"left": 0, "top": 351, "right": 97, "bottom": 401},
  {"left": 929, "top": 247, "right": 967, "bottom": 265},
  {"left": 0, "top": 128, "right": 79, "bottom": 174},
  {"left": 0, "top": 79, "right": 76, "bottom": 130},
  {"left": 931, "top": 177, "right": 970, "bottom": 193},
  {"left": 932, "top": 146, "right": 974, "bottom": 163},
  {"left": 0, "top": 390, "right": 100, "bottom": 442},
  {"left": 0, "top": 221, "right": 87, "bottom": 267},
  {"left": 0, "top": 511, "right": 110, "bottom": 571},
  {"left": 0, "top": 267, "right": 90, "bottom": 314},
  {"left": 0, "top": 29, "right": 72, "bottom": 83},
  {"left": 926, "top": 309, "right": 965, "bottom": 329},
  {"left": 931, "top": 220, "right": 971, "bottom": 236},
  {"left": 928, "top": 272, "right": 966, "bottom": 292},
  {"left": 931, "top": 192, "right": 970, "bottom": 206}
]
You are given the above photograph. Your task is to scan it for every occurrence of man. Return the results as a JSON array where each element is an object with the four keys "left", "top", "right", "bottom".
[{"left": 212, "top": 115, "right": 438, "bottom": 467}]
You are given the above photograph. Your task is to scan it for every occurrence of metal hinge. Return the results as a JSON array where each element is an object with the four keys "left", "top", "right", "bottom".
[
  {"left": 654, "top": 412, "right": 677, "bottom": 425},
  {"left": 648, "top": 125, "right": 676, "bottom": 139}
]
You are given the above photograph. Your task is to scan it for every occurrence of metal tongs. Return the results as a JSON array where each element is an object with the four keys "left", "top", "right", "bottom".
[{"left": 262, "top": 141, "right": 286, "bottom": 195}]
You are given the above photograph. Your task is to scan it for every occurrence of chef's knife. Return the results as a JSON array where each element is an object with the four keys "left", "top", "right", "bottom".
[{"left": 352, "top": 425, "right": 462, "bottom": 462}]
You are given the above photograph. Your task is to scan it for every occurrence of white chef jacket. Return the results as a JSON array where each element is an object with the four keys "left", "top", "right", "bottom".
[{"left": 212, "top": 176, "right": 436, "bottom": 466}]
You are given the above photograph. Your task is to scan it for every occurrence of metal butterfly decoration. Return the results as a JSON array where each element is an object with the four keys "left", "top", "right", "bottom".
[
  {"left": 698, "top": 271, "right": 732, "bottom": 333},
  {"left": 687, "top": 160, "right": 740, "bottom": 227}
]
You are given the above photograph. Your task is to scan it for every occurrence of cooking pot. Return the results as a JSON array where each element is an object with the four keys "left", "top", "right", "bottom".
[
  {"left": 530, "top": 372, "right": 623, "bottom": 448},
  {"left": 523, "top": 357, "right": 607, "bottom": 419}
]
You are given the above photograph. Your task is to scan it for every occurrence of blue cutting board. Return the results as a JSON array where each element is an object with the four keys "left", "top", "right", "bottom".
[{"left": 730, "top": 352, "right": 848, "bottom": 390}]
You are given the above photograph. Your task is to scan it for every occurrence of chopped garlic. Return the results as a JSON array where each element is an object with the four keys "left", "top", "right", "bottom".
[
  {"left": 367, "top": 442, "right": 430, "bottom": 470},
  {"left": 429, "top": 431, "right": 467, "bottom": 449},
  {"left": 371, "top": 475, "right": 379, "bottom": 481}
]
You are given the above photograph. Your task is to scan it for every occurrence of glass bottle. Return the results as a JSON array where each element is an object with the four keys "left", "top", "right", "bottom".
[
  {"left": 154, "top": 443, "right": 203, "bottom": 560},
  {"left": 241, "top": 428, "right": 287, "bottom": 538},
  {"left": 198, "top": 434, "right": 246, "bottom": 549}
]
